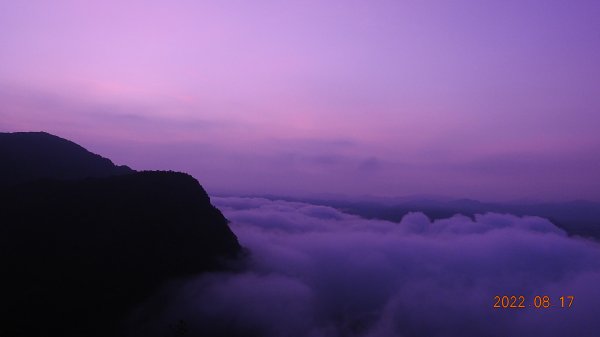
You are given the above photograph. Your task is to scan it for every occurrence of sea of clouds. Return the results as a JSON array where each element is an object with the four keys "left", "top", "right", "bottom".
[{"left": 132, "top": 197, "right": 600, "bottom": 337}]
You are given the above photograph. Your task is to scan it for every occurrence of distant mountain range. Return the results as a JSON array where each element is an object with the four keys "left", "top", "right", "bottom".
[
  {"left": 250, "top": 195, "right": 600, "bottom": 241},
  {"left": 0, "top": 132, "right": 241, "bottom": 337}
]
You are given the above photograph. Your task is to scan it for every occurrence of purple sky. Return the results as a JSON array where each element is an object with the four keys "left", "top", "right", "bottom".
[{"left": 1, "top": 0, "right": 599, "bottom": 201}]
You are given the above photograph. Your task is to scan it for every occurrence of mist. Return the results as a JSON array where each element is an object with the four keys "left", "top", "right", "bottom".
[{"left": 129, "top": 197, "right": 600, "bottom": 337}]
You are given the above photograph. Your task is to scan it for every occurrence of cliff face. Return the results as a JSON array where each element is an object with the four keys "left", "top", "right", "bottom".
[{"left": 0, "top": 132, "right": 242, "bottom": 337}]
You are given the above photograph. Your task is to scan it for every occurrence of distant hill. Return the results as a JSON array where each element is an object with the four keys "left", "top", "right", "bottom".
[
  {"left": 0, "top": 132, "right": 242, "bottom": 337},
  {"left": 0, "top": 131, "right": 133, "bottom": 185},
  {"left": 255, "top": 195, "right": 600, "bottom": 241}
]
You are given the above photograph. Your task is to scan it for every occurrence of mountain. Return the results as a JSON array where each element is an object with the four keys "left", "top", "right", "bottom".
[
  {"left": 0, "top": 132, "right": 242, "bottom": 337},
  {"left": 0, "top": 131, "right": 133, "bottom": 186}
]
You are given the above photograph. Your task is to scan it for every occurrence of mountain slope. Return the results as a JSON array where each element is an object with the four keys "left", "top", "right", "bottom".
[
  {"left": 0, "top": 131, "right": 132, "bottom": 185},
  {"left": 0, "top": 132, "right": 242, "bottom": 337}
]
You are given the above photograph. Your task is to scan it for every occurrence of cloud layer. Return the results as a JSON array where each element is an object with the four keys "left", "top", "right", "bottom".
[{"left": 131, "top": 197, "right": 600, "bottom": 337}]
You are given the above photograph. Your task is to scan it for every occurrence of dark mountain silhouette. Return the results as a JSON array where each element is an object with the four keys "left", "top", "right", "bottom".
[
  {"left": 0, "top": 131, "right": 133, "bottom": 186},
  {"left": 0, "top": 132, "right": 242, "bottom": 337}
]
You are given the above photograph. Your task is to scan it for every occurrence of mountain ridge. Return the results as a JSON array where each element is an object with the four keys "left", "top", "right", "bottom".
[{"left": 0, "top": 131, "right": 133, "bottom": 185}]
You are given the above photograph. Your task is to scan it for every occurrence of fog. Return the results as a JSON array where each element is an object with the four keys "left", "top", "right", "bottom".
[{"left": 131, "top": 197, "right": 600, "bottom": 337}]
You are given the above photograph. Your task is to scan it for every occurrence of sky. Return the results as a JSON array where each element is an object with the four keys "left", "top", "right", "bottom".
[{"left": 1, "top": 0, "right": 599, "bottom": 201}]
